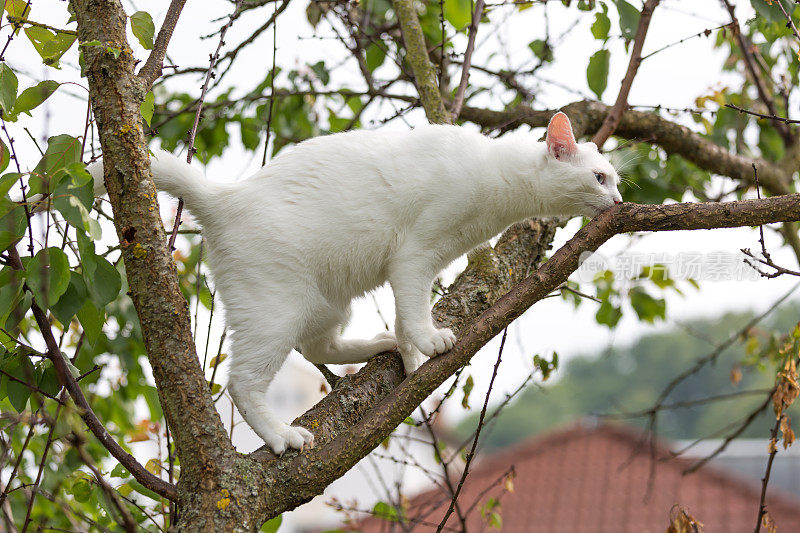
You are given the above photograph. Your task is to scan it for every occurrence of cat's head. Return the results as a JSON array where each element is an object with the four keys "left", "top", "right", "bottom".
[{"left": 543, "top": 112, "right": 622, "bottom": 217}]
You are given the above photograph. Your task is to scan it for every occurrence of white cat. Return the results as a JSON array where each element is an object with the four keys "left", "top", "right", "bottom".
[{"left": 86, "top": 112, "right": 622, "bottom": 454}]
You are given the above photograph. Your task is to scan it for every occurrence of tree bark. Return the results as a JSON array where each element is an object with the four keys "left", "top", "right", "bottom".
[{"left": 70, "top": 0, "right": 241, "bottom": 522}]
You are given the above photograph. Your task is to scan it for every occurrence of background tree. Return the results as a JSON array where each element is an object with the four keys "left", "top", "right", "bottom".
[{"left": 1, "top": 0, "right": 800, "bottom": 531}]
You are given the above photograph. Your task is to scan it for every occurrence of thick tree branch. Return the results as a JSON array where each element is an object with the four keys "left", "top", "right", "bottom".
[
  {"left": 391, "top": 0, "right": 451, "bottom": 124},
  {"left": 249, "top": 193, "right": 800, "bottom": 521},
  {"left": 459, "top": 100, "right": 793, "bottom": 195},
  {"left": 137, "top": 0, "right": 188, "bottom": 89},
  {"left": 70, "top": 0, "right": 235, "bottom": 509},
  {"left": 592, "top": 0, "right": 659, "bottom": 147}
]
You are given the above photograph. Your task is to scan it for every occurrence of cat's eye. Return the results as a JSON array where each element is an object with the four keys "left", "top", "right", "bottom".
[{"left": 594, "top": 171, "right": 606, "bottom": 184}]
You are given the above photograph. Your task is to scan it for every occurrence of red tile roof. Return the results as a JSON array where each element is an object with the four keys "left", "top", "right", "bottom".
[{"left": 353, "top": 421, "right": 800, "bottom": 532}]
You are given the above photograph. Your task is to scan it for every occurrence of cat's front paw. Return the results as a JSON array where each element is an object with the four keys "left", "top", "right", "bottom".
[
  {"left": 412, "top": 327, "right": 456, "bottom": 357},
  {"left": 398, "top": 342, "right": 427, "bottom": 375},
  {"left": 264, "top": 424, "right": 315, "bottom": 455}
]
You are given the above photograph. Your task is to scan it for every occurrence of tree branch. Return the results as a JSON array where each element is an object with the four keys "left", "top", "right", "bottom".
[
  {"left": 137, "top": 0, "right": 188, "bottom": 89},
  {"left": 459, "top": 100, "right": 793, "bottom": 195},
  {"left": 722, "top": 0, "right": 792, "bottom": 144},
  {"left": 4, "top": 248, "right": 178, "bottom": 501},
  {"left": 71, "top": 0, "right": 234, "bottom": 506},
  {"left": 592, "top": 0, "right": 659, "bottom": 147},
  {"left": 250, "top": 193, "right": 800, "bottom": 521},
  {"left": 391, "top": 0, "right": 451, "bottom": 124},
  {"left": 451, "top": 0, "right": 485, "bottom": 119}
]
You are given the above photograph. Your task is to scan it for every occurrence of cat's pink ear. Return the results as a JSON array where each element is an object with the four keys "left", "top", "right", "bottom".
[{"left": 546, "top": 112, "right": 578, "bottom": 160}]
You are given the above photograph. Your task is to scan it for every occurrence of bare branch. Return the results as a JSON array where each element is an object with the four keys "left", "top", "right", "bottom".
[
  {"left": 73, "top": 435, "right": 138, "bottom": 533},
  {"left": 169, "top": 0, "right": 244, "bottom": 251},
  {"left": 592, "top": 0, "right": 660, "bottom": 147},
  {"left": 725, "top": 103, "right": 800, "bottom": 125},
  {"left": 437, "top": 327, "right": 506, "bottom": 532},
  {"left": 459, "top": 100, "right": 793, "bottom": 195},
  {"left": 451, "top": 0, "right": 485, "bottom": 118},
  {"left": 137, "top": 0, "right": 188, "bottom": 89},
  {"left": 722, "top": 0, "right": 792, "bottom": 144}
]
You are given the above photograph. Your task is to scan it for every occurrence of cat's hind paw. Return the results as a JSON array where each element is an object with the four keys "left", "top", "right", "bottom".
[
  {"left": 265, "top": 424, "right": 315, "bottom": 455},
  {"left": 413, "top": 327, "right": 456, "bottom": 357},
  {"left": 371, "top": 331, "right": 398, "bottom": 353}
]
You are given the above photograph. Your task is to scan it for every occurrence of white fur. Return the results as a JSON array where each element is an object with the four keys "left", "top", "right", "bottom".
[{"left": 87, "top": 119, "right": 622, "bottom": 454}]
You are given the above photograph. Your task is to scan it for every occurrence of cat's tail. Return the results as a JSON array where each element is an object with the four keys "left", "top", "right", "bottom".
[{"left": 87, "top": 150, "right": 213, "bottom": 208}]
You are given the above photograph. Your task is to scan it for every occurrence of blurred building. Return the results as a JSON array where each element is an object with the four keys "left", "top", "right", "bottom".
[{"left": 351, "top": 421, "right": 800, "bottom": 532}]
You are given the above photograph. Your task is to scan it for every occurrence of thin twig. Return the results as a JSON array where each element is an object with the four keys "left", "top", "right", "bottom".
[
  {"left": 592, "top": 0, "right": 660, "bottom": 147},
  {"left": 754, "top": 408, "right": 783, "bottom": 533},
  {"left": 451, "top": 0, "right": 485, "bottom": 118},
  {"left": 137, "top": 0, "right": 188, "bottom": 88},
  {"left": 437, "top": 328, "right": 507, "bottom": 532},
  {"left": 722, "top": 0, "right": 792, "bottom": 144},
  {"left": 261, "top": 0, "right": 279, "bottom": 166},
  {"left": 168, "top": 0, "right": 244, "bottom": 251},
  {"left": 725, "top": 103, "right": 800, "bottom": 125},
  {"left": 73, "top": 437, "right": 137, "bottom": 533}
]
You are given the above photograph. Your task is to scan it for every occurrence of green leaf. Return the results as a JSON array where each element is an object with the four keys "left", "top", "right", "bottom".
[
  {"left": 629, "top": 286, "right": 665, "bottom": 323},
  {"left": 110, "top": 464, "right": 130, "bottom": 479},
  {"left": 128, "top": 480, "right": 161, "bottom": 501},
  {"left": 3, "top": 0, "right": 31, "bottom": 36},
  {"left": 587, "top": 49, "right": 610, "bottom": 99},
  {"left": 54, "top": 194, "right": 102, "bottom": 240},
  {"left": 310, "top": 61, "right": 330, "bottom": 85},
  {"left": 24, "top": 26, "right": 76, "bottom": 68},
  {"left": 77, "top": 231, "right": 97, "bottom": 280},
  {"left": 591, "top": 11, "right": 611, "bottom": 40},
  {"left": 11, "top": 80, "right": 60, "bottom": 119},
  {"left": 5, "top": 351, "right": 34, "bottom": 412},
  {"left": 0, "top": 139, "right": 10, "bottom": 174},
  {"left": 596, "top": 300, "right": 622, "bottom": 327},
  {"left": 130, "top": 11, "right": 155, "bottom": 50},
  {"left": 33, "top": 134, "right": 81, "bottom": 181},
  {"left": 0, "top": 268, "right": 23, "bottom": 321},
  {"left": 261, "top": 514, "right": 282, "bottom": 533},
  {"left": 488, "top": 512, "right": 502, "bottom": 529},
  {"left": 25, "top": 247, "right": 71, "bottom": 309},
  {"left": 0, "top": 203, "right": 26, "bottom": 251},
  {"left": 140, "top": 90, "right": 155, "bottom": 126},
  {"left": 372, "top": 501, "right": 399, "bottom": 522},
  {"left": 528, "top": 39, "right": 553, "bottom": 62},
  {"left": 143, "top": 385, "right": 163, "bottom": 419},
  {"left": 77, "top": 300, "right": 104, "bottom": 345},
  {"left": 70, "top": 479, "right": 92, "bottom": 503},
  {"left": 37, "top": 360, "right": 61, "bottom": 397},
  {"left": 751, "top": 0, "right": 794, "bottom": 23},
  {"left": 86, "top": 257, "right": 120, "bottom": 308},
  {"left": 240, "top": 117, "right": 261, "bottom": 150},
  {"left": 50, "top": 272, "right": 88, "bottom": 326},
  {"left": 444, "top": 0, "right": 473, "bottom": 30},
  {"left": 0, "top": 64, "right": 18, "bottom": 114},
  {"left": 365, "top": 44, "right": 386, "bottom": 72},
  {"left": 613, "top": 0, "right": 640, "bottom": 40},
  {"left": 461, "top": 374, "right": 474, "bottom": 409}
]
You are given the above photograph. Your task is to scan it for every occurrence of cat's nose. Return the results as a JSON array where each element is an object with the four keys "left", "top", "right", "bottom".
[{"left": 614, "top": 199, "right": 622, "bottom": 205}]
